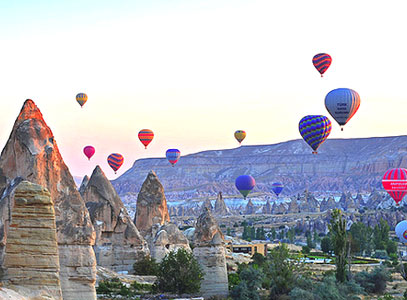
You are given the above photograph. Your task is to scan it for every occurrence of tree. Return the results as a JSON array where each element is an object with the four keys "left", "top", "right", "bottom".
[
  {"left": 268, "top": 244, "right": 302, "bottom": 299},
  {"left": 329, "top": 209, "right": 349, "bottom": 283},
  {"left": 354, "top": 266, "right": 391, "bottom": 294},
  {"left": 374, "top": 219, "right": 390, "bottom": 250},
  {"left": 349, "top": 222, "right": 373, "bottom": 256},
  {"left": 156, "top": 248, "right": 204, "bottom": 294},
  {"left": 133, "top": 255, "right": 159, "bottom": 276},
  {"left": 321, "top": 236, "right": 333, "bottom": 255},
  {"left": 287, "top": 228, "right": 295, "bottom": 243},
  {"left": 270, "top": 228, "right": 277, "bottom": 240}
]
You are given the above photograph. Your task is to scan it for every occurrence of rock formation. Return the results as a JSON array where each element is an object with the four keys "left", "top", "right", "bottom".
[
  {"left": 244, "top": 199, "right": 255, "bottom": 215},
  {"left": 1, "top": 181, "right": 62, "bottom": 299},
  {"left": 201, "top": 198, "right": 213, "bottom": 212},
  {"left": 262, "top": 199, "right": 272, "bottom": 214},
  {"left": 78, "top": 175, "right": 89, "bottom": 196},
  {"left": 0, "top": 99, "right": 96, "bottom": 300},
  {"left": 135, "top": 171, "right": 189, "bottom": 262},
  {"left": 214, "top": 192, "right": 229, "bottom": 216},
  {"left": 134, "top": 171, "right": 170, "bottom": 236},
  {"left": 82, "top": 166, "right": 149, "bottom": 273},
  {"left": 288, "top": 199, "right": 300, "bottom": 213},
  {"left": 193, "top": 207, "right": 228, "bottom": 298}
]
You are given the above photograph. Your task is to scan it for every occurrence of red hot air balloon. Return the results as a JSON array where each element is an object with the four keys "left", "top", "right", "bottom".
[
  {"left": 138, "top": 129, "right": 154, "bottom": 149},
  {"left": 83, "top": 146, "right": 95, "bottom": 160},
  {"left": 312, "top": 53, "right": 332, "bottom": 77},
  {"left": 107, "top": 153, "right": 124, "bottom": 174},
  {"left": 382, "top": 168, "right": 407, "bottom": 206}
]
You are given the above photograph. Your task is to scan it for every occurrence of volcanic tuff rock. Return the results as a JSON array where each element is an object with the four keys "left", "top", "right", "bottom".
[
  {"left": 193, "top": 207, "right": 228, "bottom": 298},
  {"left": 112, "top": 136, "right": 407, "bottom": 201},
  {"left": 134, "top": 171, "right": 170, "bottom": 236},
  {"left": 214, "top": 192, "right": 229, "bottom": 216},
  {"left": 82, "top": 166, "right": 149, "bottom": 273},
  {"left": 1, "top": 181, "right": 62, "bottom": 299},
  {"left": 79, "top": 175, "right": 89, "bottom": 196},
  {"left": 0, "top": 99, "right": 96, "bottom": 300},
  {"left": 201, "top": 198, "right": 213, "bottom": 212},
  {"left": 244, "top": 199, "right": 255, "bottom": 215},
  {"left": 262, "top": 199, "right": 272, "bottom": 214}
]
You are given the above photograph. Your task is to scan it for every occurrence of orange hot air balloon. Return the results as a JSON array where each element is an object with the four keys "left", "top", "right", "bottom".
[
  {"left": 234, "top": 130, "right": 246, "bottom": 144},
  {"left": 107, "top": 153, "right": 124, "bottom": 174},
  {"left": 138, "top": 129, "right": 154, "bottom": 149},
  {"left": 76, "top": 93, "right": 87, "bottom": 108}
]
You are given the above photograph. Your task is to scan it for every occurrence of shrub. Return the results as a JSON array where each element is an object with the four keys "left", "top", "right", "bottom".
[
  {"left": 156, "top": 248, "right": 204, "bottom": 294},
  {"left": 133, "top": 255, "right": 159, "bottom": 276},
  {"left": 96, "top": 278, "right": 132, "bottom": 297},
  {"left": 354, "top": 266, "right": 391, "bottom": 294}
]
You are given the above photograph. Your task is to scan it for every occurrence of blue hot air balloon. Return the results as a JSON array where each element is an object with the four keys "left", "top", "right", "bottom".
[
  {"left": 325, "top": 88, "right": 360, "bottom": 131},
  {"left": 271, "top": 182, "right": 284, "bottom": 197},
  {"left": 166, "top": 149, "right": 181, "bottom": 166},
  {"left": 299, "top": 115, "right": 332, "bottom": 154},
  {"left": 235, "top": 175, "right": 256, "bottom": 199},
  {"left": 396, "top": 221, "right": 407, "bottom": 243}
]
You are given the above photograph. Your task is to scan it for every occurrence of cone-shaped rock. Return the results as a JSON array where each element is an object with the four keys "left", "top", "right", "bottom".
[
  {"left": 82, "top": 166, "right": 149, "bottom": 272},
  {"left": 201, "top": 198, "right": 213, "bottom": 212},
  {"left": 134, "top": 171, "right": 170, "bottom": 236},
  {"left": 244, "top": 199, "right": 255, "bottom": 215},
  {"left": 193, "top": 207, "right": 228, "bottom": 298},
  {"left": 0, "top": 100, "right": 96, "bottom": 300},
  {"left": 214, "top": 192, "right": 229, "bottom": 216},
  {"left": 262, "top": 199, "right": 272, "bottom": 214},
  {"left": 79, "top": 175, "right": 89, "bottom": 196}
]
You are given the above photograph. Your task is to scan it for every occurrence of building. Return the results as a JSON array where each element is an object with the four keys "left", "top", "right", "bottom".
[{"left": 227, "top": 242, "right": 268, "bottom": 256}]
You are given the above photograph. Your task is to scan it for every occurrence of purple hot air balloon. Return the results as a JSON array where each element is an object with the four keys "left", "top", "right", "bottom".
[{"left": 235, "top": 175, "right": 256, "bottom": 199}]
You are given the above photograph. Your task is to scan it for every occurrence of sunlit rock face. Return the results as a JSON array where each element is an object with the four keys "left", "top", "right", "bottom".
[
  {"left": 82, "top": 166, "right": 149, "bottom": 273},
  {"left": 0, "top": 99, "right": 96, "bottom": 300},
  {"left": 192, "top": 207, "right": 228, "bottom": 298},
  {"left": 2, "top": 181, "right": 63, "bottom": 300}
]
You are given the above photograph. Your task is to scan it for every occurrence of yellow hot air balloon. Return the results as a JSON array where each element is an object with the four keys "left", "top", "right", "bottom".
[
  {"left": 234, "top": 130, "right": 246, "bottom": 144},
  {"left": 76, "top": 93, "right": 88, "bottom": 108}
]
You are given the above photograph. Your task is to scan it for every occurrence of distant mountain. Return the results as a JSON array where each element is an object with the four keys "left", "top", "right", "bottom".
[{"left": 112, "top": 136, "right": 407, "bottom": 201}]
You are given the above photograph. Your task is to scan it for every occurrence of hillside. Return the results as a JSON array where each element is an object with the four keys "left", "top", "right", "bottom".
[{"left": 112, "top": 136, "right": 407, "bottom": 201}]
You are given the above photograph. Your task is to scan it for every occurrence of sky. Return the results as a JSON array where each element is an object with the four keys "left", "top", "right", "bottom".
[{"left": 1, "top": 0, "right": 407, "bottom": 179}]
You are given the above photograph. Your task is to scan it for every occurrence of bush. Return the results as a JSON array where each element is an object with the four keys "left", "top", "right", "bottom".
[
  {"left": 354, "top": 266, "right": 391, "bottom": 294},
  {"left": 96, "top": 278, "right": 132, "bottom": 297},
  {"left": 133, "top": 255, "right": 159, "bottom": 276},
  {"left": 289, "top": 287, "right": 314, "bottom": 300},
  {"left": 228, "top": 273, "right": 240, "bottom": 290},
  {"left": 156, "top": 248, "right": 204, "bottom": 294}
]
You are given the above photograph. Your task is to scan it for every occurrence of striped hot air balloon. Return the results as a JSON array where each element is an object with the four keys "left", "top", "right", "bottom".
[
  {"left": 382, "top": 168, "right": 407, "bottom": 206},
  {"left": 395, "top": 221, "right": 407, "bottom": 243},
  {"left": 166, "top": 149, "right": 180, "bottom": 166},
  {"left": 83, "top": 146, "right": 95, "bottom": 160},
  {"left": 271, "top": 182, "right": 284, "bottom": 197},
  {"left": 234, "top": 130, "right": 246, "bottom": 144},
  {"left": 312, "top": 53, "right": 332, "bottom": 77},
  {"left": 299, "top": 115, "right": 331, "bottom": 154},
  {"left": 235, "top": 175, "right": 256, "bottom": 199},
  {"left": 107, "top": 153, "right": 124, "bottom": 174},
  {"left": 138, "top": 129, "right": 154, "bottom": 149},
  {"left": 325, "top": 88, "right": 360, "bottom": 131},
  {"left": 76, "top": 93, "right": 88, "bottom": 108}
]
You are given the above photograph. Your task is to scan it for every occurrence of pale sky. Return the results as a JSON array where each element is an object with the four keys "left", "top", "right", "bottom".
[{"left": 1, "top": 0, "right": 407, "bottom": 179}]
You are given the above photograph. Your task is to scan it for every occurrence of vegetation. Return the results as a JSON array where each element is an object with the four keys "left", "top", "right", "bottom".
[
  {"left": 96, "top": 277, "right": 152, "bottom": 298},
  {"left": 329, "top": 209, "right": 349, "bottom": 282},
  {"left": 242, "top": 225, "right": 266, "bottom": 241},
  {"left": 156, "top": 248, "right": 204, "bottom": 294},
  {"left": 133, "top": 255, "right": 159, "bottom": 276}
]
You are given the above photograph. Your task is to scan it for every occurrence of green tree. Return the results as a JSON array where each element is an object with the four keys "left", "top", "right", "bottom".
[
  {"left": 242, "top": 226, "right": 249, "bottom": 240},
  {"left": 270, "top": 228, "right": 277, "bottom": 240},
  {"left": 156, "top": 248, "right": 204, "bottom": 294},
  {"left": 133, "top": 255, "right": 159, "bottom": 276},
  {"left": 329, "top": 209, "right": 349, "bottom": 283},
  {"left": 374, "top": 219, "right": 390, "bottom": 250},
  {"left": 287, "top": 228, "right": 295, "bottom": 243},
  {"left": 349, "top": 222, "right": 373, "bottom": 256},
  {"left": 321, "top": 236, "right": 333, "bottom": 255},
  {"left": 354, "top": 266, "right": 391, "bottom": 294}
]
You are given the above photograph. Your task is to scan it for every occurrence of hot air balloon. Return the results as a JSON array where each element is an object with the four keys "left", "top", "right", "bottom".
[
  {"left": 76, "top": 93, "right": 88, "bottom": 108},
  {"left": 235, "top": 175, "right": 256, "bottom": 199},
  {"left": 166, "top": 149, "right": 180, "bottom": 166},
  {"left": 107, "top": 153, "right": 124, "bottom": 174},
  {"left": 299, "top": 115, "right": 331, "bottom": 154},
  {"left": 138, "top": 129, "right": 154, "bottom": 149},
  {"left": 312, "top": 53, "right": 332, "bottom": 77},
  {"left": 83, "top": 146, "right": 95, "bottom": 160},
  {"left": 234, "top": 130, "right": 246, "bottom": 144},
  {"left": 271, "top": 182, "right": 284, "bottom": 197},
  {"left": 382, "top": 168, "right": 407, "bottom": 206},
  {"left": 396, "top": 221, "right": 407, "bottom": 243},
  {"left": 325, "top": 88, "right": 360, "bottom": 131}
]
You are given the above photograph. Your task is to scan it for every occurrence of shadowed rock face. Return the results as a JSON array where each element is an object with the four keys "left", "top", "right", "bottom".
[
  {"left": 0, "top": 99, "right": 96, "bottom": 300},
  {"left": 193, "top": 207, "right": 224, "bottom": 247},
  {"left": 82, "top": 166, "right": 149, "bottom": 272},
  {"left": 79, "top": 175, "right": 89, "bottom": 196},
  {"left": 214, "top": 192, "right": 229, "bottom": 216},
  {"left": 2, "top": 181, "right": 62, "bottom": 299},
  {"left": 134, "top": 171, "right": 170, "bottom": 236}
]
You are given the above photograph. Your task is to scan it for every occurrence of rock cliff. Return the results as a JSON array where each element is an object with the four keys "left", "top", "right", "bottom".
[
  {"left": 0, "top": 99, "right": 96, "bottom": 300},
  {"left": 214, "top": 192, "right": 229, "bottom": 216},
  {"left": 82, "top": 166, "right": 149, "bottom": 273}
]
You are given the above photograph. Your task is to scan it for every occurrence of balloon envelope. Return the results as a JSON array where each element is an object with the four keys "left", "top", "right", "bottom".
[
  {"left": 83, "top": 146, "right": 95, "bottom": 160},
  {"left": 312, "top": 53, "right": 332, "bottom": 77},
  {"left": 396, "top": 221, "right": 407, "bottom": 243},
  {"left": 138, "top": 129, "right": 154, "bottom": 149},
  {"left": 166, "top": 149, "right": 180, "bottom": 166},
  {"left": 325, "top": 88, "right": 360, "bottom": 129},
  {"left": 271, "top": 182, "right": 284, "bottom": 197},
  {"left": 299, "top": 115, "right": 331, "bottom": 153},
  {"left": 107, "top": 153, "right": 124, "bottom": 173},
  {"left": 234, "top": 130, "right": 246, "bottom": 144},
  {"left": 235, "top": 175, "right": 256, "bottom": 199},
  {"left": 76, "top": 93, "right": 88, "bottom": 107},
  {"left": 382, "top": 168, "right": 407, "bottom": 206}
]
